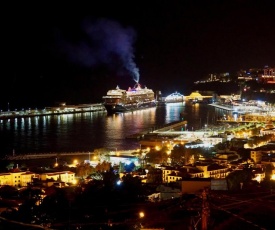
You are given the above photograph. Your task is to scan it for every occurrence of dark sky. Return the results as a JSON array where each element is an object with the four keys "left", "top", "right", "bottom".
[{"left": 1, "top": 0, "right": 275, "bottom": 109}]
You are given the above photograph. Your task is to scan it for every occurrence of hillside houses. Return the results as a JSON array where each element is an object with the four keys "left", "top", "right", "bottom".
[{"left": 0, "top": 169, "right": 76, "bottom": 188}]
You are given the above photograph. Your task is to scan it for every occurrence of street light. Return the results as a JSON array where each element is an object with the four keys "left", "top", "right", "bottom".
[
  {"left": 115, "top": 148, "right": 119, "bottom": 156},
  {"left": 140, "top": 147, "right": 150, "bottom": 168},
  {"left": 141, "top": 152, "right": 146, "bottom": 168},
  {"left": 139, "top": 212, "right": 145, "bottom": 218}
]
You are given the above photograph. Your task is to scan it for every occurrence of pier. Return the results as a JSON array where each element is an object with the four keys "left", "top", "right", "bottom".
[{"left": 126, "top": 120, "right": 188, "bottom": 139}]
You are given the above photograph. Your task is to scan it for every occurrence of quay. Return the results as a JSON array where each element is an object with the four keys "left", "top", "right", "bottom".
[
  {"left": 209, "top": 102, "right": 275, "bottom": 114},
  {"left": 208, "top": 103, "right": 234, "bottom": 111},
  {"left": 0, "top": 103, "right": 106, "bottom": 120},
  {"left": 208, "top": 102, "right": 264, "bottom": 113},
  {"left": 126, "top": 120, "right": 188, "bottom": 139}
]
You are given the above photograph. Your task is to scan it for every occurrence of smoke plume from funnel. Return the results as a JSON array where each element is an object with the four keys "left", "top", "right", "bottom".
[{"left": 57, "top": 18, "right": 140, "bottom": 83}]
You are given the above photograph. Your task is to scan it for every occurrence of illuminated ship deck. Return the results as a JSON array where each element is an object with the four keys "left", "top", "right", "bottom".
[{"left": 164, "top": 92, "right": 185, "bottom": 103}]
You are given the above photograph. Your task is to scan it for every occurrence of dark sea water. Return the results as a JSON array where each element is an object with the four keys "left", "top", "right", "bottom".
[{"left": 0, "top": 103, "right": 230, "bottom": 157}]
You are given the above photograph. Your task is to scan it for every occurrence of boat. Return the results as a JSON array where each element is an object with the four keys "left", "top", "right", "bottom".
[
  {"left": 102, "top": 83, "right": 156, "bottom": 114},
  {"left": 164, "top": 92, "right": 185, "bottom": 103}
]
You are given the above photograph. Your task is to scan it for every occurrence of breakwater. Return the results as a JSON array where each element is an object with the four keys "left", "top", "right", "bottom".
[
  {"left": 1, "top": 151, "right": 93, "bottom": 160},
  {"left": 0, "top": 103, "right": 106, "bottom": 120},
  {"left": 1, "top": 149, "right": 140, "bottom": 161}
]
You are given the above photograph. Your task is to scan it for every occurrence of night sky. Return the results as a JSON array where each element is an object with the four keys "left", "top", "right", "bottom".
[{"left": 1, "top": 0, "right": 275, "bottom": 109}]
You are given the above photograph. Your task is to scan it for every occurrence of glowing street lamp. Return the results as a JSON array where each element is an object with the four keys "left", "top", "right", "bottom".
[
  {"left": 166, "top": 150, "right": 171, "bottom": 165},
  {"left": 55, "top": 158, "right": 58, "bottom": 167},
  {"left": 140, "top": 147, "right": 150, "bottom": 168},
  {"left": 141, "top": 152, "right": 146, "bottom": 168},
  {"left": 139, "top": 212, "right": 145, "bottom": 218}
]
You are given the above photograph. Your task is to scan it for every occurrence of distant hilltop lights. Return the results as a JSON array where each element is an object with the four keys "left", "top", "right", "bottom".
[
  {"left": 195, "top": 72, "right": 230, "bottom": 84},
  {"left": 194, "top": 66, "right": 275, "bottom": 84}
]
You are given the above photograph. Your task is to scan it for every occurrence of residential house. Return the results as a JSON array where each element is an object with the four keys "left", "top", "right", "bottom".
[
  {"left": 212, "top": 149, "right": 240, "bottom": 165},
  {"left": 39, "top": 171, "right": 75, "bottom": 184},
  {"left": 0, "top": 169, "right": 36, "bottom": 187},
  {"left": 196, "top": 163, "right": 229, "bottom": 178},
  {"left": 0, "top": 169, "right": 76, "bottom": 188}
]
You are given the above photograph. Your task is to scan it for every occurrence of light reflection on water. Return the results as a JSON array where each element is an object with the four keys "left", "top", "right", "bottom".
[{"left": 0, "top": 103, "right": 229, "bottom": 156}]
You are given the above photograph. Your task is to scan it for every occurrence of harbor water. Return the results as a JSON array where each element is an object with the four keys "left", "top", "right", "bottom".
[{"left": 0, "top": 103, "right": 231, "bottom": 157}]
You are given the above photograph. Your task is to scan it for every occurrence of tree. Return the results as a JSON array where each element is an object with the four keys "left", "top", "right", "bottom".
[
  {"left": 76, "top": 162, "right": 94, "bottom": 178},
  {"left": 102, "top": 170, "right": 119, "bottom": 189},
  {"left": 94, "top": 148, "right": 111, "bottom": 162},
  {"left": 146, "top": 167, "right": 162, "bottom": 184},
  {"left": 147, "top": 150, "right": 168, "bottom": 164},
  {"left": 171, "top": 144, "right": 185, "bottom": 165},
  {"left": 40, "top": 186, "right": 70, "bottom": 221},
  {"left": 226, "top": 169, "right": 254, "bottom": 190},
  {"left": 5, "top": 162, "right": 14, "bottom": 170},
  {"left": 95, "top": 161, "right": 111, "bottom": 172},
  {"left": 0, "top": 185, "right": 19, "bottom": 198},
  {"left": 121, "top": 174, "right": 144, "bottom": 202}
]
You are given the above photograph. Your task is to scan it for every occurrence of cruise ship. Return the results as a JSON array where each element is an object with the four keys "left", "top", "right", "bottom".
[
  {"left": 102, "top": 83, "right": 156, "bottom": 114},
  {"left": 164, "top": 92, "right": 185, "bottom": 103}
]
